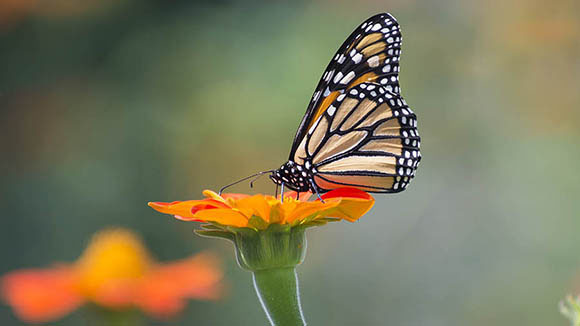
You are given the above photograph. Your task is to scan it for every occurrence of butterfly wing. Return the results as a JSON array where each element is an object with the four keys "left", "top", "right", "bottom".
[
  {"left": 294, "top": 82, "right": 420, "bottom": 193},
  {"left": 289, "top": 13, "right": 404, "bottom": 158}
]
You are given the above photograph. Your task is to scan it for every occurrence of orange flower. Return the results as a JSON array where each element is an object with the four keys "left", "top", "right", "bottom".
[
  {"left": 148, "top": 187, "right": 374, "bottom": 229},
  {"left": 1, "top": 228, "right": 223, "bottom": 323}
]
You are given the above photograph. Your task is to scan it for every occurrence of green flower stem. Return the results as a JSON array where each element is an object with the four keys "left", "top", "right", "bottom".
[{"left": 252, "top": 267, "right": 306, "bottom": 326}]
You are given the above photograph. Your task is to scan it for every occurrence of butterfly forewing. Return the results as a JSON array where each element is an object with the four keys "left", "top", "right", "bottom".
[{"left": 289, "top": 13, "right": 403, "bottom": 157}]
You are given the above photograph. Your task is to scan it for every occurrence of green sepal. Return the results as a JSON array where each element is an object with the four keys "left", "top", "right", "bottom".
[
  {"left": 194, "top": 229, "right": 235, "bottom": 241},
  {"left": 248, "top": 215, "right": 269, "bottom": 230},
  {"left": 294, "top": 212, "right": 320, "bottom": 226},
  {"left": 300, "top": 220, "right": 328, "bottom": 227},
  {"left": 200, "top": 223, "right": 225, "bottom": 231},
  {"left": 318, "top": 217, "right": 341, "bottom": 222}
]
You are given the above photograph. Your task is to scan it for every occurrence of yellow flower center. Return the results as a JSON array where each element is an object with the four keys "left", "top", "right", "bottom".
[{"left": 74, "top": 229, "right": 153, "bottom": 298}]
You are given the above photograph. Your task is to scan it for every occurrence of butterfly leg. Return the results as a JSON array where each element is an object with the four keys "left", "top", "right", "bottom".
[
  {"left": 309, "top": 179, "right": 325, "bottom": 203},
  {"left": 275, "top": 183, "right": 279, "bottom": 199},
  {"left": 280, "top": 182, "right": 285, "bottom": 203}
]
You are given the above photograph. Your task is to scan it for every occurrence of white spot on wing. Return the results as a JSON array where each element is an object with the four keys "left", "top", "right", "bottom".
[
  {"left": 325, "top": 69, "right": 334, "bottom": 82},
  {"left": 308, "top": 117, "right": 320, "bottom": 134},
  {"left": 367, "top": 55, "right": 379, "bottom": 67},
  {"left": 333, "top": 72, "right": 343, "bottom": 84},
  {"left": 340, "top": 71, "right": 356, "bottom": 84},
  {"left": 312, "top": 91, "right": 320, "bottom": 102},
  {"left": 327, "top": 105, "right": 336, "bottom": 116}
]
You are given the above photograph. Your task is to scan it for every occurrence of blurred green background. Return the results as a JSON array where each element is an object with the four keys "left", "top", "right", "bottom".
[{"left": 1, "top": 0, "right": 579, "bottom": 325}]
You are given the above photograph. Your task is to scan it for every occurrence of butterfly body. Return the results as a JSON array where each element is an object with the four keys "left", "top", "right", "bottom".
[
  {"left": 270, "top": 13, "right": 421, "bottom": 195},
  {"left": 270, "top": 161, "right": 314, "bottom": 192}
]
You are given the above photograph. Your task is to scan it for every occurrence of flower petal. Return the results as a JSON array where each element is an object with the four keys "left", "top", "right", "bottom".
[
  {"left": 203, "top": 190, "right": 249, "bottom": 202},
  {"left": 284, "top": 200, "right": 339, "bottom": 224},
  {"left": 89, "top": 279, "right": 137, "bottom": 308},
  {"left": 135, "top": 252, "right": 223, "bottom": 318},
  {"left": 321, "top": 197, "right": 375, "bottom": 222},
  {"left": 231, "top": 195, "right": 271, "bottom": 222},
  {"left": 202, "top": 190, "right": 226, "bottom": 203},
  {"left": 174, "top": 216, "right": 206, "bottom": 222},
  {"left": 192, "top": 209, "right": 249, "bottom": 227},
  {"left": 148, "top": 200, "right": 227, "bottom": 219},
  {"left": 1, "top": 266, "right": 83, "bottom": 323},
  {"left": 321, "top": 187, "right": 373, "bottom": 201},
  {"left": 221, "top": 193, "right": 251, "bottom": 200},
  {"left": 191, "top": 203, "right": 221, "bottom": 215},
  {"left": 150, "top": 188, "right": 374, "bottom": 228}
]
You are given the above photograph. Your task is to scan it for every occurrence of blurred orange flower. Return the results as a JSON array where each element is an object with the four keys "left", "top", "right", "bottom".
[
  {"left": 1, "top": 228, "right": 223, "bottom": 323},
  {"left": 149, "top": 188, "right": 375, "bottom": 229}
]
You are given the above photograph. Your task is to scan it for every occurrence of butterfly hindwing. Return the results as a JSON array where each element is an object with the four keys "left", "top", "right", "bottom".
[
  {"left": 289, "top": 13, "right": 404, "bottom": 158},
  {"left": 293, "top": 82, "right": 420, "bottom": 193}
]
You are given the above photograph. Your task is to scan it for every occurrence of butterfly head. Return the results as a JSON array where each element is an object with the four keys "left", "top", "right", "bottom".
[{"left": 270, "top": 161, "right": 312, "bottom": 192}]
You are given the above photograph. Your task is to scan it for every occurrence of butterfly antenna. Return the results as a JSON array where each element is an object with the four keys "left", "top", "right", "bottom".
[
  {"left": 249, "top": 172, "right": 269, "bottom": 188},
  {"left": 219, "top": 170, "right": 275, "bottom": 195}
]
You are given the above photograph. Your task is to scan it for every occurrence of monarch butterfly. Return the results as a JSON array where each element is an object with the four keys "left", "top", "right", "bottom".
[{"left": 221, "top": 13, "right": 420, "bottom": 199}]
